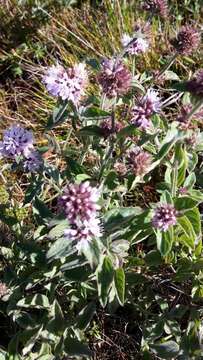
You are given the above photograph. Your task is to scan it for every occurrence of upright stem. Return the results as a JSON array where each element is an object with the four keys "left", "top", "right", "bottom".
[
  {"left": 172, "top": 161, "right": 178, "bottom": 198},
  {"left": 98, "top": 107, "right": 116, "bottom": 182}
]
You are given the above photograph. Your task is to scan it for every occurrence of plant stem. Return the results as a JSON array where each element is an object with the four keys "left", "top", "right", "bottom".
[
  {"left": 98, "top": 108, "right": 116, "bottom": 182},
  {"left": 172, "top": 161, "right": 178, "bottom": 197}
]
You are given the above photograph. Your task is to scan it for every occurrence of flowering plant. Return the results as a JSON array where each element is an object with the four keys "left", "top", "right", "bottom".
[{"left": 0, "top": 0, "right": 203, "bottom": 359}]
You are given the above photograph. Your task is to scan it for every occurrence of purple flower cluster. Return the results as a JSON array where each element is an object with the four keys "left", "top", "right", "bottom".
[
  {"left": 172, "top": 25, "right": 200, "bottom": 56},
  {"left": 43, "top": 63, "right": 88, "bottom": 105},
  {"left": 131, "top": 89, "right": 161, "bottom": 130},
  {"left": 100, "top": 119, "right": 123, "bottom": 138},
  {"left": 121, "top": 33, "right": 149, "bottom": 55},
  {"left": 0, "top": 125, "right": 42, "bottom": 172},
  {"left": 142, "top": 0, "right": 168, "bottom": 18},
  {"left": 60, "top": 182, "right": 101, "bottom": 252},
  {"left": 128, "top": 147, "right": 152, "bottom": 176},
  {"left": 152, "top": 203, "right": 177, "bottom": 232},
  {"left": 0, "top": 125, "right": 33, "bottom": 159},
  {"left": 98, "top": 58, "right": 132, "bottom": 98}
]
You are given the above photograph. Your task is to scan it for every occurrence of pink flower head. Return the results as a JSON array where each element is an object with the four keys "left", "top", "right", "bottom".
[
  {"left": 142, "top": 0, "right": 168, "bottom": 18},
  {"left": 152, "top": 203, "right": 177, "bottom": 232},
  {"left": 121, "top": 33, "right": 149, "bottom": 55},
  {"left": 0, "top": 125, "right": 34, "bottom": 159},
  {"left": 59, "top": 182, "right": 100, "bottom": 223},
  {"left": 64, "top": 217, "right": 102, "bottom": 253},
  {"left": 43, "top": 63, "right": 88, "bottom": 105},
  {"left": 171, "top": 25, "right": 200, "bottom": 55},
  {"left": 98, "top": 58, "right": 132, "bottom": 98},
  {"left": 143, "top": 89, "right": 161, "bottom": 113},
  {"left": 128, "top": 147, "right": 152, "bottom": 176},
  {"left": 100, "top": 119, "right": 123, "bottom": 138},
  {"left": 131, "top": 89, "right": 161, "bottom": 130}
]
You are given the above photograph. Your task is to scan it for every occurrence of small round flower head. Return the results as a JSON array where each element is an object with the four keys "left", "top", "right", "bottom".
[
  {"left": 64, "top": 217, "right": 102, "bottom": 253},
  {"left": 59, "top": 182, "right": 100, "bottom": 223},
  {"left": 179, "top": 186, "right": 188, "bottom": 195},
  {"left": 43, "top": 63, "right": 88, "bottom": 105},
  {"left": 23, "top": 151, "right": 43, "bottom": 172},
  {"left": 100, "top": 119, "right": 123, "bottom": 138},
  {"left": 42, "top": 64, "right": 66, "bottom": 97},
  {"left": 0, "top": 125, "right": 33, "bottom": 159},
  {"left": 97, "top": 58, "right": 132, "bottom": 98},
  {"left": 152, "top": 203, "right": 177, "bottom": 232},
  {"left": 121, "top": 33, "right": 149, "bottom": 55},
  {"left": 128, "top": 147, "right": 152, "bottom": 176},
  {"left": 114, "top": 162, "right": 127, "bottom": 176},
  {"left": 143, "top": 89, "right": 162, "bottom": 113},
  {"left": 131, "top": 89, "right": 161, "bottom": 130},
  {"left": 142, "top": 0, "right": 168, "bottom": 18},
  {"left": 171, "top": 25, "right": 200, "bottom": 55},
  {"left": 185, "top": 70, "right": 203, "bottom": 98}
]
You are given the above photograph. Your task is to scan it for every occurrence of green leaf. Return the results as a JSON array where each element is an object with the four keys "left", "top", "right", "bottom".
[
  {"left": 60, "top": 258, "right": 87, "bottom": 271},
  {"left": 24, "top": 180, "right": 42, "bottom": 204},
  {"left": 187, "top": 151, "right": 198, "bottom": 172},
  {"left": 117, "top": 125, "right": 139, "bottom": 139},
  {"left": 185, "top": 208, "right": 201, "bottom": 237},
  {"left": 114, "top": 268, "right": 125, "bottom": 306},
  {"left": 189, "top": 189, "right": 203, "bottom": 202},
  {"left": 164, "top": 70, "right": 180, "bottom": 81},
  {"left": 64, "top": 337, "right": 92, "bottom": 357},
  {"left": 86, "top": 58, "right": 101, "bottom": 70},
  {"left": 104, "top": 207, "right": 142, "bottom": 234},
  {"left": 157, "top": 138, "right": 176, "bottom": 161},
  {"left": 183, "top": 173, "right": 196, "bottom": 189},
  {"left": 82, "top": 106, "right": 110, "bottom": 118},
  {"left": 172, "top": 81, "right": 188, "bottom": 92},
  {"left": 175, "top": 197, "right": 199, "bottom": 211},
  {"left": 47, "top": 219, "right": 69, "bottom": 240},
  {"left": 65, "top": 157, "right": 86, "bottom": 176},
  {"left": 177, "top": 216, "right": 196, "bottom": 249},
  {"left": 150, "top": 340, "right": 179, "bottom": 359},
  {"left": 75, "top": 302, "right": 96, "bottom": 330},
  {"left": 33, "top": 197, "right": 53, "bottom": 221},
  {"left": 145, "top": 250, "right": 163, "bottom": 267},
  {"left": 47, "top": 101, "right": 69, "bottom": 130},
  {"left": 46, "top": 237, "right": 75, "bottom": 262},
  {"left": 47, "top": 300, "right": 65, "bottom": 335},
  {"left": 97, "top": 256, "right": 114, "bottom": 307},
  {"left": 156, "top": 230, "right": 173, "bottom": 256},
  {"left": 17, "top": 294, "right": 50, "bottom": 309},
  {"left": 82, "top": 238, "right": 101, "bottom": 268},
  {"left": 78, "top": 125, "right": 104, "bottom": 137}
]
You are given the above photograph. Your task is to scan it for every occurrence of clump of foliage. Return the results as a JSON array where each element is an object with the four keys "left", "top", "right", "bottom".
[{"left": 0, "top": 0, "right": 203, "bottom": 359}]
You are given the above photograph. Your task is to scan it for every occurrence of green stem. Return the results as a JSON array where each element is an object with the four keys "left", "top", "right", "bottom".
[
  {"left": 172, "top": 161, "right": 178, "bottom": 197},
  {"left": 98, "top": 108, "right": 116, "bottom": 182}
]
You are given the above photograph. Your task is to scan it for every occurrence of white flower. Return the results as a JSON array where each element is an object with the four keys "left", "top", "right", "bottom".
[
  {"left": 64, "top": 217, "right": 102, "bottom": 253},
  {"left": 121, "top": 33, "right": 149, "bottom": 55},
  {"left": 43, "top": 63, "right": 88, "bottom": 105},
  {"left": 143, "top": 89, "right": 161, "bottom": 113}
]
